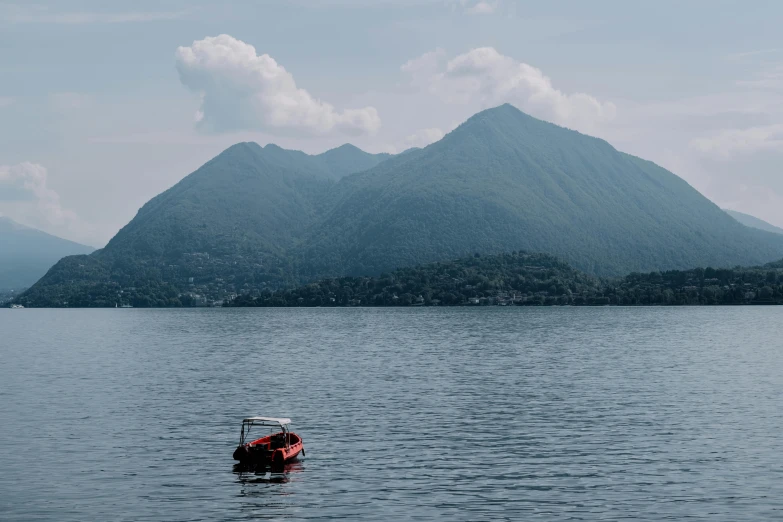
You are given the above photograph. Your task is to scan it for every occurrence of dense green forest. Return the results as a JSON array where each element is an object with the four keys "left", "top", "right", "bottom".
[
  {"left": 16, "top": 105, "right": 783, "bottom": 308},
  {"left": 228, "top": 252, "right": 783, "bottom": 307}
]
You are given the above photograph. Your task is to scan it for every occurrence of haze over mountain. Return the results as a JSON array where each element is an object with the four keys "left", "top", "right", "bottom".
[
  {"left": 725, "top": 209, "right": 783, "bottom": 236},
  {"left": 17, "top": 105, "right": 783, "bottom": 307},
  {"left": 0, "top": 216, "right": 94, "bottom": 290}
]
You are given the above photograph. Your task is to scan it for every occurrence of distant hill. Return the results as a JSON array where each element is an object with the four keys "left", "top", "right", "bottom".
[
  {"left": 16, "top": 105, "right": 783, "bottom": 307},
  {"left": 228, "top": 251, "right": 783, "bottom": 307},
  {"left": 725, "top": 209, "right": 783, "bottom": 235},
  {"left": 0, "top": 217, "right": 94, "bottom": 290},
  {"left": 229, "top": 251, "right": 603, "bottom": 307}
]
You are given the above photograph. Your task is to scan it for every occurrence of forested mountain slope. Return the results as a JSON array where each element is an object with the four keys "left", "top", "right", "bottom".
[
  {"left": 299, "top": 104, "right": 783, "bottom": 277},
  {"left": 17, "top": 142, "right": 389, "bottom": 306},
  {"left": 17, "top": 105, "right": 783, "bottom": 307}
]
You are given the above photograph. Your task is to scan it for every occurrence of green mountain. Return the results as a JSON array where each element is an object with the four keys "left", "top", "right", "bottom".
[
  {"left": 105, "top": 142, "right": 327, "bottom": 263},
  {"left": 300, "top": 104, "right": 783, "bottom": 277},
  {"left": 17, "top": 105, "right": 783, "bottom": 307},
  {"left": 0, "top": 216, "right": 94, "bottom": 290},
  {"left": 16, "top": 142, "right": 391, "bottom": 307},
  {"left": 102, "top": 141, "right": 391, "bottom": 265},
  {"left": 725, "top": 209, "right": 783, "bottom": 235}
]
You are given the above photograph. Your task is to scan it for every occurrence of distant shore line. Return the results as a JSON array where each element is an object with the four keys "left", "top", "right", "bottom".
[
  {"left": 224, "top": 300, "right": 783, "bottom": 309},
  {"left": 225, "top": 253, "right": 783, "bottom": 309},
  {"left": 6, "top": 301, "right": 783, "bottom": 310},
  {"left": 11, "top": 251, "right": 783, "bottom": 308}
]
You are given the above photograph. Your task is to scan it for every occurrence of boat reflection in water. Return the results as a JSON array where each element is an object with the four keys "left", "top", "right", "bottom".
[
  {"left": 233, "top": 460, "right": 304, "bottom": 484},
  {"left": 234, "top": 460, "right": 303, "bottom": 519}
]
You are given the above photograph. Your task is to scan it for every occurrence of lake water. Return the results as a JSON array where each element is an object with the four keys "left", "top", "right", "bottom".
[{"left": 1, "top": 307, "right": 782, "bottom": 521}]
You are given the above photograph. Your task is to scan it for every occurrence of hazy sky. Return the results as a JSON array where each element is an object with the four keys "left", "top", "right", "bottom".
[{"left": 1, "top": 0, "right": 782, "bottom": 247}]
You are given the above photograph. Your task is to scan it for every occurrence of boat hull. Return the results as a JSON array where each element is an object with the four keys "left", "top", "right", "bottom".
[{"left": 233, "top": 432, "right": 303, "bottom": 467}]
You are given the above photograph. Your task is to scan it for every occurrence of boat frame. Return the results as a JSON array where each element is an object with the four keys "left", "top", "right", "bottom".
[{"left": 233, "top": 416, "right": 304, "bottom": 468}]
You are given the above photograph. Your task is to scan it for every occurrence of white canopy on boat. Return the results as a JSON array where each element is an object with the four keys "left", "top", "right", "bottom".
[{"left": 243, "top": 417, "right": 291, "bottom": 426}]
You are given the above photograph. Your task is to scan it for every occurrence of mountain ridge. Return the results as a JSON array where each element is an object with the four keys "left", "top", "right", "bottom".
[
  {"left": 16, "top": 104, "right": 783, "bottom": 306},
  {"left": 298, "top": 104, "right": 783, "bottom": 277},
  {"left": 725, "top": 209, "right": 783, "bottom": 235},
  {"left": 0, "top": 216, "right": 95, "bottom": 290}
]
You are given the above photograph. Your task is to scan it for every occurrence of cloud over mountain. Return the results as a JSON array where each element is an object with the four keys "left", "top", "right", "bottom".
[
  {"left": 175, "top": 34, "right": 381, "bottom": 136},
  {"left": 403, "top": 47, "right": 616, "bottom": 133},
  {"left": 0, "top": 162, "right": 80, "bottom": 231}
]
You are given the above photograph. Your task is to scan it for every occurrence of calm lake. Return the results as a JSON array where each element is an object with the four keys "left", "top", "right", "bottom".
[{"left": 1, "top": 308, "right": 782, "bottom": 521}]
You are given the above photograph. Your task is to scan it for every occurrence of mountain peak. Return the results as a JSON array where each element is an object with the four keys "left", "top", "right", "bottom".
[
  {"left": 471, "top": 103, "right": 528, "bottom": 119},
  {"left": 434, "top": 103, "right": 552, "bottom": 153},
  {"left": 328, "top": 143, "right": 363, "bottom": 153},
  {"left": 460, "top": 103, "right": 547, "bottom": 129},
  {"left": 315, "top": 143, "right": 391, "bottom": 177},
  {"left": 438, "top": 102, "right": 612, "bottom": 159},
  {"left": 316, "top": 143, "right": 365, "bottom": 159},
  {"left": 489, "top": 102, "right": 521, "bottom": 113},
  {"left": 223, "top": 141, "right": 262, "bottom": 153}
]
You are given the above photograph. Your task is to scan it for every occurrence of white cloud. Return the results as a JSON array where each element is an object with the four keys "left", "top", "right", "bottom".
[
  {"left": 0, "top": 96, "right": 13, "bottom": 108},
  {"left": 464, "top": 1, "right": 498, "bottom": 15},
  {"left": 0, "top": 163, "right": 80, "bottom": 230},
  {"left": 175, "top": 34, "right": 381, "bottom": 136},
  {"left": 691, "top": 124, "right": 783, "bottom": 158},
  {"left": 402, "top": 47, "right": 616, "bottom": 133},
  {"left": 403, "top": 128, "right": 445, "bottom": 148},
  {"left": 401, "top": 48, "right": 446, "bottom": 81}
]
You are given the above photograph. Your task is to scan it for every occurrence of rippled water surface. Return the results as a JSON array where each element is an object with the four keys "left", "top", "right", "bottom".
[{"left": 1, "top": 307, "right": 782, "bottom": 521}]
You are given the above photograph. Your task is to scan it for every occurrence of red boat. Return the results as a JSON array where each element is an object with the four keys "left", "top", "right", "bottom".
[{"left": 232, "top": 417, "right": 304, "bottom": 467}]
